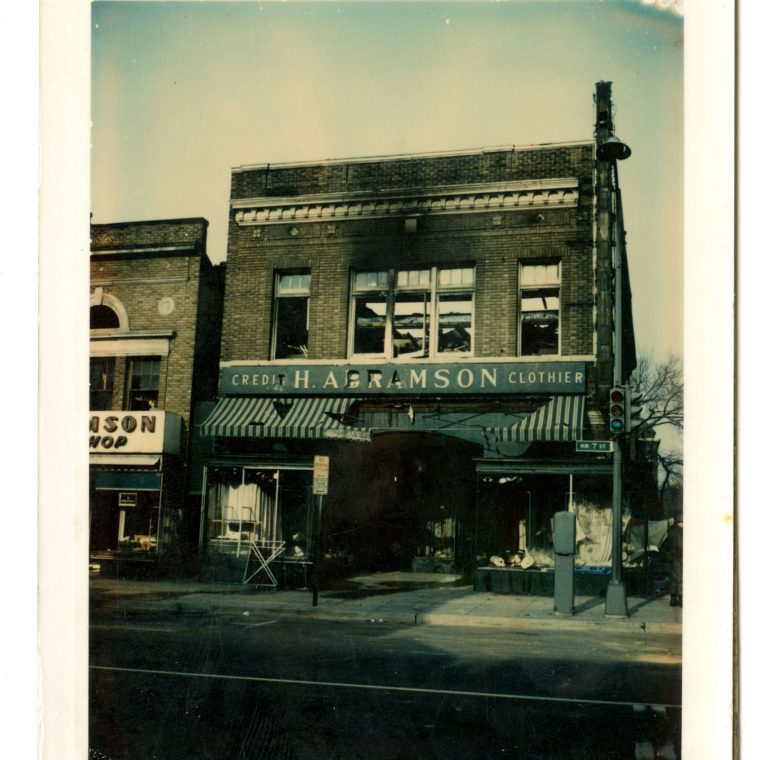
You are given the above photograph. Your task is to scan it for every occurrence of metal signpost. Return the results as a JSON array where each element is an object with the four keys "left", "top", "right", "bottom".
[
  {"left": 312, "top": 455, "right": 329, "bottom": 607},
  {"left": 591, "top": 88, "right": 634, "bottom": 619}
]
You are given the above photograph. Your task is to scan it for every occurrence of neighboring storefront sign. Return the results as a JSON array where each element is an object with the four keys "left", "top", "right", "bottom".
[
  {"left": 88, "top": 410, "right": 181, "bottom": 453},
  {"left": 221, "top": 361, "right": 586, "bottom": 396}
]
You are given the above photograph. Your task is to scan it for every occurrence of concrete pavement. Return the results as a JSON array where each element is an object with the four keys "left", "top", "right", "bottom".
[{"left": 89, "top": 570, "right": 683, "bottom": 636}]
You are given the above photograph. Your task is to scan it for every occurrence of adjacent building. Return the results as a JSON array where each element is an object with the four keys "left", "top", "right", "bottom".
[
  {"left": 89, "top": 218, "right": 225, "bottom": 575},
  {"left": 197, "top": 83, "right": 652, "bottom": 586}
]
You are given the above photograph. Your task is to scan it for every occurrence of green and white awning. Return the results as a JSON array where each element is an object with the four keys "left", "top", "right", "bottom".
[
  {"left": 487, "top": 395, "right": 585, "bottom": 443},
  {"left": 201, "top": 394, "right": 584, "bottom": 444},
  {"left": 199, "top": 396, "right": 369, "bottom": 440}
]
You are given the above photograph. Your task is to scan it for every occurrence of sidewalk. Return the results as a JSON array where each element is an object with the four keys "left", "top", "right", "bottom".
[{"left": 90, "top": 571, "right": 682, "bottom": 636}]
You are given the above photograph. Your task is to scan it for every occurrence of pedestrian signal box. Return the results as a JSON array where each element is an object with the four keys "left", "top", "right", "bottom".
[{"left": 625, "top": 386, "right": 643, "bottom": 434}]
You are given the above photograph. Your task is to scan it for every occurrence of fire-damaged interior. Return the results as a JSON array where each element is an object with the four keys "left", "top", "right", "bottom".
[{"left": 198, "top": 419, "right": 663, "bottom": 589}]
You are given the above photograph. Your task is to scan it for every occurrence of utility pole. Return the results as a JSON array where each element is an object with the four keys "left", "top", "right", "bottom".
[
  {"left": 596, "top": 82, "right": 632, "bottom": 618},
  {"left": 607, "top": 161, "right": 628, "bottom": 617}
]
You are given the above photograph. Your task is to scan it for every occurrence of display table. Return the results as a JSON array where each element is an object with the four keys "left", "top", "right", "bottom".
[{"left": 472, "top": 566, "right": 647, "bottom": 596}]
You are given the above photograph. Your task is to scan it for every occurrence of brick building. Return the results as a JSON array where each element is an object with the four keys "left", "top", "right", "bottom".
[
  {"left": 89, "top": 218, "right": 225, "bottom": 575},
  {"left": 198, "top": 83, "right": 649, "bottom": 586}
]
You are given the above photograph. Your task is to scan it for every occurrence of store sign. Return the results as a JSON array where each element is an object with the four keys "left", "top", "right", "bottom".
[
  {"left": 323, "top": 428, "right": 373, "bottom": 443},
  {"left": 88, "top": 411, "right": 181, "bottom": 454},
  {"left": 118, "top": 492, "right": 138, "bottom": 507},
  {"left": 222, "top": 361, "right": 586, "bottom": 396}
]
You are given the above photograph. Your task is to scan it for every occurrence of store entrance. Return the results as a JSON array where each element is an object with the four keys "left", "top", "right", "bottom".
[
  {"left": 90, "top": 489, "right": 160, "bottom": 556},
  {"left": 322, "top": 433, "right": 479, "bottom": 574}
]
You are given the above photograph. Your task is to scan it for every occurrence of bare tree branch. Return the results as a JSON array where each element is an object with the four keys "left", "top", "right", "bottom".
[
  {"left": 657, "top": 450, "right": 683, "bottom": 504},
  {"left": 631, "top": 353, "right": 684, "bottom": 512},
  {"left": 632, "top": 353, "right": 684, "bottom": 432}
]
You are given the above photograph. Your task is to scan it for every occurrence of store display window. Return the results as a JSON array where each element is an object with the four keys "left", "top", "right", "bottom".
[
  {"left": 90, "top": 489, "right": 160, "bottom": 555},
  {"left": 204, "top": 467, "right": 313, "bottom": 560}
]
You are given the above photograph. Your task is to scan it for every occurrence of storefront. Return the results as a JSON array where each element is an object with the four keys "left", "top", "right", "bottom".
[
  {"left": 89, "top": 410, "right": 182, "bottom": 575},
  {"left": 197, "top": 360, "right": 620, "bottom": 585}
]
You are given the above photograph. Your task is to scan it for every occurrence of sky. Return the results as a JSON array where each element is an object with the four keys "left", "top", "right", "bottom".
[{"left": 91, "top": 0, "right": 684, "bottom": 360}]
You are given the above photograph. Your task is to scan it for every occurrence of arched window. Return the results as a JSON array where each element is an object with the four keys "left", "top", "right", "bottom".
[{"left": 90, "top": 305, "right": 120, "bottom": 330}]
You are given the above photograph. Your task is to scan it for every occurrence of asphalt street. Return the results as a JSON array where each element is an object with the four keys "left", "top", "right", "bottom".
[{"left": 89, "top": 608, "right": 681, "bottom": 760}]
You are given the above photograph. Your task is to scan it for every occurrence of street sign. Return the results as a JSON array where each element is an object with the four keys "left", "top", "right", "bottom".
[
  {"left": 575, "top": 440, "right": 613, "bottom": 453},
  {"left": 313, "top": 455, "right": 330, "bottom": 495}
]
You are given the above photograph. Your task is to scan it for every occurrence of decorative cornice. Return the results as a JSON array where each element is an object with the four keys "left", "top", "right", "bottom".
[
  {"left": 90, "top": 245, "right": 197, "bottom": 256},
  {"left": 90, "top": 330, "right": 176, "bottom": 358},
  {"left": 232, "top": 178, "right": 579, "bottom": 227}
]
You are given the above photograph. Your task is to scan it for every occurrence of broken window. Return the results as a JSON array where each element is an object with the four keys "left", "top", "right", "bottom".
[
  {"left": 436, "top": 267, "right": 474, "bottom": 354},
  {"left": 392, "top": 289, "right": 430, "bottom": 358},
  {"left": 351, "top": 266, "right": 474, "bottom": 359},
  {"left": 519, "top": 262, "right": 560, "bottom": 356},
  {"left": 272, "top": 271, "right": 311, "bottom": 359}
]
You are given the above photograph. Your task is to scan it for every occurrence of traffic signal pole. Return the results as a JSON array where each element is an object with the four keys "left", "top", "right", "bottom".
[{"left": 605, "top": 164, "right": 629, "bottom": 617}]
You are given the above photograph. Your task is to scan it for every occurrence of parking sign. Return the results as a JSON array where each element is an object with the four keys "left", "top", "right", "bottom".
[{"left": 313, "top": 455, "right": 329, "bottom": 495}]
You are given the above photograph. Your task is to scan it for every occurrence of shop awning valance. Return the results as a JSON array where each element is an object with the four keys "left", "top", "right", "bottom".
[
  {"left": 89, "top": 454, "right": 162, "bottom": 468},
  {"left": 486, "top": 395, "right": 585, "bottom": 443},
  {"left": 200, "top": 396, "right": 370, "bottom": 440}
]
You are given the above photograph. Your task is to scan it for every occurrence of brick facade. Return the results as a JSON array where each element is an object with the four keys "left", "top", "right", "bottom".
[
  {"left": 221, "top": 143, "right": 602, "bottom": 398},
  {"left": 194, "top": 84, "right": 653, "bottom": 583},
  {"left": 89, "top": 218, "right": 225, "bottom": 571},
  {"left": 90, "top": 218, "right": 225, "bottom": 443}
]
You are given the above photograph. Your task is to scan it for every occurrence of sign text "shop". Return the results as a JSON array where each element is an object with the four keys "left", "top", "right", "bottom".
[{"left": 89, "top": 414, "right": 158, "bottom": 450}]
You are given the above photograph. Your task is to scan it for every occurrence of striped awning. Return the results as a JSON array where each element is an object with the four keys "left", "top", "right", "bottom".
[
  {"left": 199, "top": 396, "right": 370, "bottom": 440},
  {"left": 487, "top": 395, "right": 586, "bottom": 443}
]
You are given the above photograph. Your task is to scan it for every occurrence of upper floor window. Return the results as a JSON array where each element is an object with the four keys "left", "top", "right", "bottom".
[
  {"left": 519, "top": 262, "right": 560, "bottom": 356},
  {"left": 89, "top": 357, "right": 115, "bottom": 410},
  {"left": 90, "top": 305, "right": 120, "bottom": 330},
  {"left": 272, "top": 271, "right": 311, "bottom": 359},
  {"left": 126, "top": 357, "right": 161, "bottom": 410},
  {"left": 350, "top": 266, "right": 474, "bottom": 359}
]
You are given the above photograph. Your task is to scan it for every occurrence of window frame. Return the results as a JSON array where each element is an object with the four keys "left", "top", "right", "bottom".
[
  {"left": 125, "top": 356, "right": 162, "bottom": 411},
  {"left": 349, "top": 265, "right": 475, "bottom": 360},
  {"left": 89, "top": 356, "right": 116, "bottom": 410},
  {"left": 90, "top": 305, "right": 121, "bottom": 330},
  {"left": 270, "top": 270, "right": 312, "bottom": 360},
  {"left": 518, "top": 261, "right": 561, "bottom": 357},
  {"left": 434, "top": 267, "right": 475, "bottom": 357}
]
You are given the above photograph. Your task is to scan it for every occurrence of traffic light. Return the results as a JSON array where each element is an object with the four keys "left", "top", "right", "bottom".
[
  {"left": 609, "top": 386, "right": 626, "bottom": 435},
  {"left": 625, "top": 386, "right": 643, "bottom": 434}
]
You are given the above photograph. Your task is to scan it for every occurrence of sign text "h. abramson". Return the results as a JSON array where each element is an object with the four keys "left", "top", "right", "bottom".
[{"left": 222, "top": 361, "right": 586, "bottom": 396}]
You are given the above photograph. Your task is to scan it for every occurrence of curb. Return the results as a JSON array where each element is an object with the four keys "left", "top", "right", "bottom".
[{"left": 90, "top": 596, "right": 682, "bottom": 636}]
